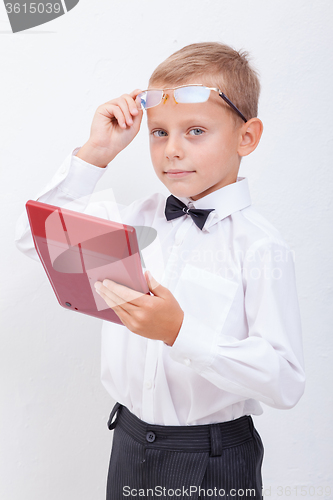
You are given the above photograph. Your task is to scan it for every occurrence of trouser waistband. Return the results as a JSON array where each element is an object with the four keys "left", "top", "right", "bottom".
[{"left": 107, "top": 403, "right": 254, "bottom": 456}]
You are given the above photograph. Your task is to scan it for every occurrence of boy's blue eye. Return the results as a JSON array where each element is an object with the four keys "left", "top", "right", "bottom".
[
  {"left": 152, "top": 130, "right": 167, "bottom": 137},
  {"left": 189, "top": 128, "right": 204, "bottom": 136}
]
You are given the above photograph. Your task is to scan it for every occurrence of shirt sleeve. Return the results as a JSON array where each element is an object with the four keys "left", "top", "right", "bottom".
[
  {"left": 169, "top": 238, "right": 306, "bottom": 409},
  {"left": 14, "top": 148, "right": 108, "bottom": 261}
]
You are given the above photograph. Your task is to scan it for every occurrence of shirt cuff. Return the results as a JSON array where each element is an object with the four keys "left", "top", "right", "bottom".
[
  {"left": 169, "top": 312, "right": 218, "bottom": 371},
  {"left": 55, "top": 147, "right": 108, "bottom": 200}
]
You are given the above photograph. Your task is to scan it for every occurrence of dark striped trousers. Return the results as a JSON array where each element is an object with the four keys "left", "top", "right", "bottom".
[{"left": 106, "top": 403, "right": 264, "bottom": 500}]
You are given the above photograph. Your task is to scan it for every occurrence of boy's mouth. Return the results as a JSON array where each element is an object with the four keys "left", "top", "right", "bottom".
[{"left": 165, "top": 170, "right": 195, "bottom": 178}]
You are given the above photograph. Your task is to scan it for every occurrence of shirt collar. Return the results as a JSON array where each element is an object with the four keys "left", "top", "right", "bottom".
[{"left": 177, "top": 177, "right": 251, "bottom": 231}]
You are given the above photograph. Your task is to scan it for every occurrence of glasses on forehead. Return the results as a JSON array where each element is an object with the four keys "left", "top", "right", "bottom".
[{"left": 135, "top": 84, "right": 247, "bottom": 123}]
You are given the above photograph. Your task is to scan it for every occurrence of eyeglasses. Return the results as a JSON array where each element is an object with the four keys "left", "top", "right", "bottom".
[{"left": 135, "top": 84, "right": 247, "bottom": 123}]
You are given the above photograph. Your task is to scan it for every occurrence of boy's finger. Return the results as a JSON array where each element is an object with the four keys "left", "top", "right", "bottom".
[
  {"left": 95, "top": 280, "right": 144, "bottom": 306},
  {"left": 117, "top": 96, "right": 136, "bottom": 126},
  {"left": 145, "top": 271, "right": 166, "bottom": 297},
  {"left": 94, "top": 288, "right": 130, "bottom": 325},
  {"left": 104, "top": 279, "right": 145, "bottom": 304},
  {"left": 95, "top": 284, "right": 127, "bottom": 307},
  {"left": 129, "top": 89, "right": 144, "bottom": 111},
  {"left": 105, "top": 104, "right": 127, "bottom": 129},
  {"left": 101, "top": 96, "right": 138, "bottom": 128},
  {"left": 129, "top": 88, "right": 143, "bottom": 99},
  {"left": 122, "top": 93, "right": 142, "bottom": 117}
]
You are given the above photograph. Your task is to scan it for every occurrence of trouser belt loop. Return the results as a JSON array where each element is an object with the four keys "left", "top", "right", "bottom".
[
  {"left": 107, "top": 402, "right": 122, "bottom": 430},
  {"left": 209, "top": 423, "right": 223, "bottom": 457}
]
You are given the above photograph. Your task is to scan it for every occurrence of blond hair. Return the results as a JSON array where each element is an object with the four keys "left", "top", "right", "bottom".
[{"left": 149, "top": 42, "right": 261, "bottom": 122}]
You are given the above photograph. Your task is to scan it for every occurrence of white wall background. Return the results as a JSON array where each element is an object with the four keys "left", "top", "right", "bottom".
[{"left": 1, "top": 1, "right": 332, "bottom": 499}]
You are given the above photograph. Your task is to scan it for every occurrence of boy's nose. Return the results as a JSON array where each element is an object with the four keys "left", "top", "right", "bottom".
[{"left": 165, "top": 137, "right": 184, "bottom": 160}]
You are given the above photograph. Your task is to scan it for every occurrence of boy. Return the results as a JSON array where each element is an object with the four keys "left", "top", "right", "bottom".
[{"left": 15, "top": 42, "right": 305, "bottom": 499}]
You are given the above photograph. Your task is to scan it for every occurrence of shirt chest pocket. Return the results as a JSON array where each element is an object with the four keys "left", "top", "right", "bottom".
[{"left": 173, "top": 264, "right": 239, "bottom": 332}]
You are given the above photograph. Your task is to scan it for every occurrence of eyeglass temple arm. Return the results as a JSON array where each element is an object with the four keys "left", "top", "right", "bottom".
[{"left": 219, "top": 92, "right": 247, "bottom": 123}]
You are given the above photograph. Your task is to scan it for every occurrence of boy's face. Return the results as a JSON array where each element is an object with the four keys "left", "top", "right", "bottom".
[{"left": 147, "top": 83, "right": 244, "bottom": 201}]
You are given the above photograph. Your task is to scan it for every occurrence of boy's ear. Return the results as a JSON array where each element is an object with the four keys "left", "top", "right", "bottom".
[{"left": 238, "top": 118, "right": 263, "bottom": 157}]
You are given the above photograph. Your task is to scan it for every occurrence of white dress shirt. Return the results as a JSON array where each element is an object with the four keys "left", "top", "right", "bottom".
[{"left": 15, "top": 149, "right": 306, "bottom": 426}]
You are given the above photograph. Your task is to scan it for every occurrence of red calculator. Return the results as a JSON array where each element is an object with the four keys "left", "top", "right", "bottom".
[{"left": 26, "top": 200, "right": 150, "bottom": 325}]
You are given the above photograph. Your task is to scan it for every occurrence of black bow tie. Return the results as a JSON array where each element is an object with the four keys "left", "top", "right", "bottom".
[{"left": 165, "top": 195, "right": 214, "bottom": 230}]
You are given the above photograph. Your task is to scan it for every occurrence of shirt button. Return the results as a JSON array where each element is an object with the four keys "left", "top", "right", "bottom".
[
  {"left": 146, "top": 431, "right": 156, "bottom": 443},
  {"left": 184, "top": 358, "right": 191, "bottom": 366},
  {"left": 60, "top": 166, "right": 67, "bottom": 174},
  {"left": 145, "top": 380, "right": 152, "bottom": 390}
]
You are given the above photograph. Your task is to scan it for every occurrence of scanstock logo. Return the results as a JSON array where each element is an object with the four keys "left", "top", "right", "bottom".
[{"left": 4, "top": 0, "right": 80, "bottom": 33}]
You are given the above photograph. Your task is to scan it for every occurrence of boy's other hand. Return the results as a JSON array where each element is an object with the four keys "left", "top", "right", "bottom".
[
  {"left": 76, "top": 89, "right": 143, "bottom": 168},
  {"left": 94, "top": 271, "right": 184, "bottom": 346}
]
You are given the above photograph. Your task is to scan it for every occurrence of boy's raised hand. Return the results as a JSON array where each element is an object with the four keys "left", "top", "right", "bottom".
[
  {"left": 94, "top": 271, "right": 184, "bottom": 347},
  {"left": 76, "top": 89, "right": 143, "bottom": 168}
]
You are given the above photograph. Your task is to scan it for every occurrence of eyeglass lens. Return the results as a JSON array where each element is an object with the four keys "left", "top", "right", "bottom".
[
  {"left": 174, "top": 86, "right": 210, "bottom": 103},
  {"left": 136, "top": 86, "right": 212, "bottom": 109},
  {"left": 136, "top": 90, "right": 162, "bottom": 109}
]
